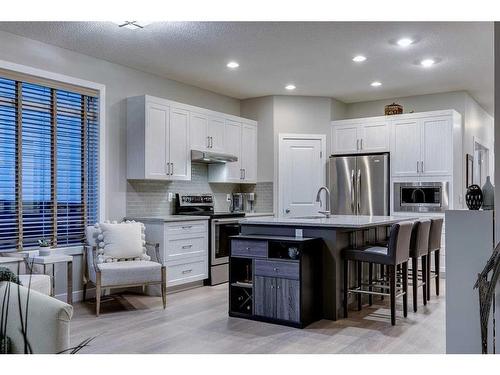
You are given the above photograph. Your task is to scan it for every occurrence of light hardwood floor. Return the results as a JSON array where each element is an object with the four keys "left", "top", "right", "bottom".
[{"left": 71, "top": 283, "right": 445, "bottom": 354}]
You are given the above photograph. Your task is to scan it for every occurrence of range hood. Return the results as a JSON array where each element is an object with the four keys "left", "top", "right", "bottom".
[{"left": 191, "top": 149, "right": 238, "bottom": 164}]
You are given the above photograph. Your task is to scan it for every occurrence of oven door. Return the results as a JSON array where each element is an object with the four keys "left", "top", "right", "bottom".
[{"left": 211, "top": 218, "right": 241, "bottom": 266}]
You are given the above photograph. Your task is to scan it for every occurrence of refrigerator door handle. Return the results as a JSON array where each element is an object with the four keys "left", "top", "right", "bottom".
[
  {"left": 351, "top": 169, "right": 356, "bottom": 213},
  {"left": 357, "top": 169, "right": 361, "bottom": 214}
]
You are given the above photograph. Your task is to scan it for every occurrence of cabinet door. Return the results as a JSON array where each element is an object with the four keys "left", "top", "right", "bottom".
[
  {"left": 224, "top": 120, "right": 243, "bottom": 182},
  {"left": 208, "top": 116, "right": 225, "bottom": 153},
  {"left": 276, "top": 278, "right": 300, "bottom": 322},
  {"left": 360, "top": 121, "right": 389, "bottom": 153},
  {"left": 190, "top": 112, "right": 209, "bottom": 151},
  {"left": 168, "top": 107, "right": 191, "bottom": 180},
  {"left": 241, "top": 124, "right": 257, "bottom": 183},
  {"left": 145, "top": 102, "right": 169, "bottom": 179},
  {"left": 421, "top": 116, "right": 453, "bottom": 176},
  {"left": 331, "top": 124, "right": 359, "bottom": 154},
  {"left": 254, "top": 276, "right": 276, "bottom": 318},
  {"left": 391, "top": 119, "right": 421, "bottom": 177}
]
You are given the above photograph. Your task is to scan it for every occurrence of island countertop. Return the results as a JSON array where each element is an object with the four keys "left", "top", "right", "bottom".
[{"left": 240, "top": 214, "right": 416, "bottom": 229}]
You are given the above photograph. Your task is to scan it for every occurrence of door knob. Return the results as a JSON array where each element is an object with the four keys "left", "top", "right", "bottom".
[{"left": 285, "top": 209, "right": 290, "bottom": 214}]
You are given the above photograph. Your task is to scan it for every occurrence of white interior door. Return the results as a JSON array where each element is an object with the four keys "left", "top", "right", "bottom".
[{"left": 279, "top": 135, "right": 326, "bottom": 217}]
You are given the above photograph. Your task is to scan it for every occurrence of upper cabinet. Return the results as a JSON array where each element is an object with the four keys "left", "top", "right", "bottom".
[
  {"left": 208, "top": 120, "right": 258, "bottom": 184},
  {"left": 391, "top": 115, "right": 453, "bottom": 178},
  {"left": 127, "top": 95, "right": 258, "bottom": 182},
  {"left": 190, "top": 112, "right": 225, "bottom": 153},
  {"left": 331, "top": 119, "right": 389, "bottom": 155},
  {"left": 127, "top": 96, "right": 190, "bottom": 181}
]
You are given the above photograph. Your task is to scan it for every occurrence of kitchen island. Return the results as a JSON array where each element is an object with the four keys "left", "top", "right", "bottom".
[{"left": 238, "top": 215, "right": 416, "bottom": 321}]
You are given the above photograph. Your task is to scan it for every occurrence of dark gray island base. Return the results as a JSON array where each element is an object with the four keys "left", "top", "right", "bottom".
[{"left": 237, "top": 215, "right": 415, "bottom": 323}]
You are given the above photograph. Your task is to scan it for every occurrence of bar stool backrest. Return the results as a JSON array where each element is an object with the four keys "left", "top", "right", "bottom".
[
  {"left": 410, "top": 220, "right": 431, "bottom": 258},
  {"left": 428, "top": 218, "right": 444, "bottom": 252},
  {"left": 387, "top": 221, "right": 413, "bottom": 265}
]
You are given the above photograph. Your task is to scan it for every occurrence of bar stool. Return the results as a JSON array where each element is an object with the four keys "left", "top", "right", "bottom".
[
  {"left": 409, "top": 220, "right": 430, "bottom": 312},
  {"left": 427, "top": 218, "right": 443, "bottom": 300},
  {"left": 342, "top": 221, "right": 413, "bottom": 325}
]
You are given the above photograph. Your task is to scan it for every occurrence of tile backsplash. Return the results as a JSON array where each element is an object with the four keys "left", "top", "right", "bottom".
[{"left": 126, "top": 163, "right": 273, "bottom": 217}]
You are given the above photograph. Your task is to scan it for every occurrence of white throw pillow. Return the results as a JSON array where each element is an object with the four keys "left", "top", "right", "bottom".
[{"left": 94, "top": 221, "right": 150, "bottom": 263}]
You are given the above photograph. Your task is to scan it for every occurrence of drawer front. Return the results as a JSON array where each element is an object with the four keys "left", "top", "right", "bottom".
[
  {"left": 165, "top": 221, "right": 207, "bottom": 236},
  {"left": 167, "top": 257, "right": 207, "bottom": 286},
  {"left": 166, "top": 234, "right": 208, "bottom": 261},
  {"left": 231, "top": 239, "right": 267, "bottom": 258},
  {"left": 254, "top": 259, "right": 299, "bottom": 280}
]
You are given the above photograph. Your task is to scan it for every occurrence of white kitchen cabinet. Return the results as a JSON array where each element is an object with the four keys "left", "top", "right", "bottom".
[
  {"left": 208, "top": 120, "right": 257, "bottom": 184},
  {"left": 331, "top": 119, "right": 389, "bottom": 155},
  {"left": 127, "top": 96, "right": 191, "bottom": 181},
  {"left": 190, "top": 112, "right": 225, "bottom": 153},
  {"left": 141, "top": 218, "right": 209, "bottom": 288},
  {"left": 391, "top": 115, "right": 453, "bottom": 178}
]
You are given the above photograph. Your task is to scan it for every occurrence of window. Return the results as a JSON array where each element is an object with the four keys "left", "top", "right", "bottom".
[{"left": 0, "top": 72, "right": 99, "bottom": 251}]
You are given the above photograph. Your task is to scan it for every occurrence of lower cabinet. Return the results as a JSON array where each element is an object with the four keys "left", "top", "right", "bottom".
[
  {"left": 255, "top": 276, "right": 300, "bottom": 322},
  {"left": 229, "top": 235, "right": 322, "bottom": 328}
]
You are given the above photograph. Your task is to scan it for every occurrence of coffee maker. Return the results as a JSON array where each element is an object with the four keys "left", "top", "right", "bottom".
[
  {"left": 244, "top": 193, "right": 255, "bottom": 213},
  {"left": 230, "top": 193, "right": 244, "bottom": 212}
]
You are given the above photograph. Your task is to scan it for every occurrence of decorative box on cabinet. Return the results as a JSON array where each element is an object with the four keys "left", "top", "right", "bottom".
[
  {"left": 127, "top": 96, "right": 190, "bottom": 181},
  {"left": 229, "top": 235, "right": 322, "bottom": 328}
]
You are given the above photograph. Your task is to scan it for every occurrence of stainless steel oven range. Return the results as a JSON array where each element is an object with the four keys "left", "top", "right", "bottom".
[
  {"left": 174, "top": 193, "right": 244, "bottom": 285},
  {"left": 394, "top": 181, "right": 449, "bottom": 213}
]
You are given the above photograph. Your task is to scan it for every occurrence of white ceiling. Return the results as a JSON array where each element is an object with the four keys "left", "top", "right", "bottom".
[{"left": 0, "top": 22, "right": 494, "bottom": 113}]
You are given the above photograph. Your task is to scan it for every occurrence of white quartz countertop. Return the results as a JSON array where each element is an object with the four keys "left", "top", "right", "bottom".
[
  {"left": 241, "top": 215, "right": 417, "bottom": 229},
  {"left": 244, "top": 212, "right": 275, "bottom": 217},
  {"left": 124, "top": 215, "right": 210, "bottom": 223}
]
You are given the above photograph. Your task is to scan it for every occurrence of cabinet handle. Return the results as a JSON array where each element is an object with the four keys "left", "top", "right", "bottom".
[
  {"left": 245, "top": 247, "right": 250, "bottom": 250},
  {"left": 273, "top": 267, "right": 279, "bottom": 272},
  {"left": 356, "top": 139, "right": 359, "bottom": 151},
  {"left": 182, "top": 225, "right": 193, "bottom": 229},
  {"left": 182, "top": 269, "right": 193, "bottom": 274},
  {"left": 360, "top": 139, "right": 363, "bottom": 150},
  {"left": 240, "top": 169, "right": 243, "bottom": 179},
  {"left": 182, "top": 244, "right": 193, "bottom": 249},
  {"left": 166, "top": 163, "right": 171, "bottom": 175},
  {"left": 210, "top": 136, "right": 213, "bottom": 148},
  {"left": 270, "top": 285, "right": 274, "bottom": 289},
  {"left": 277, "top": 285, "right": 280, "bottom": 289},
  {"left": 421, "top": 161, "right": 424, "bottom": 173},
  {"left": 170, "top": 162, "right": 174, "bottom": 175},
  {"left": 207, "top": 136, "right": 210, "bottom": 148},
  {"left": 416, "top": 161, "right": 419, "bottom": 173},
  {"left": 243, "top": 169, "right": 246, "bottom": 180}
]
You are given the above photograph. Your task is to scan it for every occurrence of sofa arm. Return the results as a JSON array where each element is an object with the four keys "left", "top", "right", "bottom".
[
  {"left": 84, "top": 245, "right": 99, "bottom": 284},
  {"left": 1, "top": 281, "right": 73, "bottom": 354},
  {"left": 145, "top": 241, "right": 163, "bottom": 265}
]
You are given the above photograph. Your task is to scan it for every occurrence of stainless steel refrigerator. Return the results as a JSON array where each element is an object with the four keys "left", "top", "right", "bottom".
[{"left": 328, "top": 153, "right": 389, "bottom": 216}]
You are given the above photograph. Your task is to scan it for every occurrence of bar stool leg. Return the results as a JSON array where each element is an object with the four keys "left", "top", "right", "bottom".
[
  {"left": 422, "top": 255, "right": 427, "bottom": 305},
  {"left": 368, "top": 263, "right": 373, "bottom": 306},
  {"left": 357, "top": 261, "right": 362, "bottom": 311},
  {"left": 412, "top": 257, "right": 418, "bottom": 312},
  {"left": 426, "top": 253, "right": 431, "bottom": 301},
  {"left": 402, "top": 261, "right": 408, "bottom": 318},
  {"left": 380, "top": 264, "right": 384, "bottom": 301},
  {"left": 343, "top": 259, "right": 349, "bottom": 318},
  {"left": 435, "top": 249, "right": 440, "bottom": 296},
  {"left": 389, "top": 264, "right": 396, "bottom": 326}
]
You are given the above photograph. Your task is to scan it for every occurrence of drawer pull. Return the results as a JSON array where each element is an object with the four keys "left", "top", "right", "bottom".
[
  {"left": 245, "top": 247, "right": 250, "bottom": 250},
  {"left": 182, "top": 226, "right": 193, "bottom": 229},
  {"left": 182, "top": 244, "right": 193, "bottom": 249},
  {"left": 182, "top": 269, "right": 193, "bottom": 274},
  {"left": 273, "top": 267, "right": 278, "bottom": 271}
]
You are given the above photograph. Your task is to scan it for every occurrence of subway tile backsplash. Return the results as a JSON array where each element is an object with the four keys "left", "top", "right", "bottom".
[{"left": 126, "top": 163, "right": 273, "bottom": 217}]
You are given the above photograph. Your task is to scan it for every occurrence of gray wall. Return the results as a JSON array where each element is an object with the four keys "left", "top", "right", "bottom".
[
  {"left": 0, "top": 30, "right": 241, "bottom": 222},
  {"left": 240, "top": 96, "right": 275, "bottom": 183},
  {"left": 496, "top": 22, "right": 500, "bottom": 244}
]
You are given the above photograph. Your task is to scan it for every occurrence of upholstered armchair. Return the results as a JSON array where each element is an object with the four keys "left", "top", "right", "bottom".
[
  {"left": 84, "top": 221, "right": 166, "bottom": 316},
  {"left": 0, "top": 281, "right": 73, "bottom": 354}
]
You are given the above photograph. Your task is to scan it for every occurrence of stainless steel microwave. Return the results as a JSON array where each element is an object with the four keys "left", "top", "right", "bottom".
[{"left": 394, "top": 182, "right": 449, "bottom": 213}]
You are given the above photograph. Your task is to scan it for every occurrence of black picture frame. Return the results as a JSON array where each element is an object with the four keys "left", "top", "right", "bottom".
[{"left": 466, "top": 154, "right": 474, "bottom": 188}]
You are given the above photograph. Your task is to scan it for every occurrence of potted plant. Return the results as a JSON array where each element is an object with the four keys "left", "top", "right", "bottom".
[{"left": 38, "top": 238, "right": 52, "bottom": 256}]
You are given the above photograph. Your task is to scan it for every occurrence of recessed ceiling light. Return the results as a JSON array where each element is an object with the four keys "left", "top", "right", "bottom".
[
  {"left": 112, "top": 21, "right": 151, "bottom": 30},
  {"left": 285, "top": 84, "right": 296, "bottom": 90},
  {"left": 226, "top": 61, "right": 239, "bottom": 69},
  {"left": 397, "top": 38, "right": 413, "bottom": 47},
  {"left": 370, "top": 81, "right": 382, "bottom": 87},
  {"left": 352, "top": 55, "right": 367, "bottom": 62},
  {"left": 420, "top": 59, "right": 435, "bottom": 67}
]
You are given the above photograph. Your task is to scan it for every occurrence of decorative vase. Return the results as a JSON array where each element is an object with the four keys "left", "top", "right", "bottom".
[
  {"left": 0, "top": 336, "right": 11, "bottom": 354},
  {"left": 288, "top": 247, "right": 300, "bottom": 260},
  {"left": 482, "top": 176, "right": 495, "bottom": 210},
  {"left": 466, "top": 184, "right": 483, "bottom": 210},
  {"left": 38, "top": 246, "right": 51, "bottom": 256}
]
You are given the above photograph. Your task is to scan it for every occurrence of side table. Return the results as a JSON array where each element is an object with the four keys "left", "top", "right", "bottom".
[{"left": 32, "top": 254, "right": 73, "bottom": 304}]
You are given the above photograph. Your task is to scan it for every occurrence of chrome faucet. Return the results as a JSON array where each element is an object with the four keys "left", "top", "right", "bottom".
[{"left": 316, "top": 186, "right": 331, "bottom": 218}]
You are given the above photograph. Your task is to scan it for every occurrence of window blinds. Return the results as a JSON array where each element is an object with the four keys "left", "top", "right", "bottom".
[{"left": 0, "top": 75, "right": 99, "bottom": 251}]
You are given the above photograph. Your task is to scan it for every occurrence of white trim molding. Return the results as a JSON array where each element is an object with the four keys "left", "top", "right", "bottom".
[{"left": 0, "top": 59, "right": 107, "bottom": 222}]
